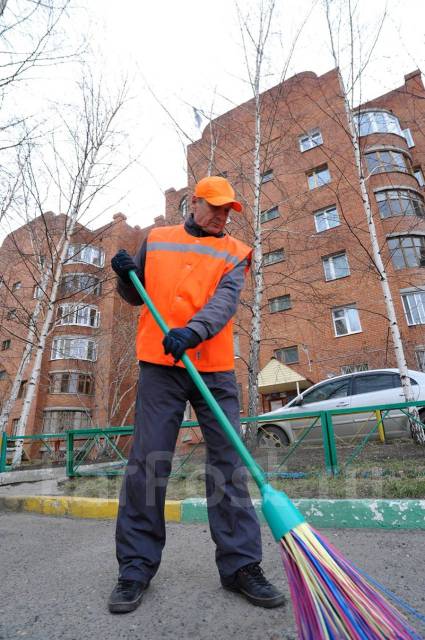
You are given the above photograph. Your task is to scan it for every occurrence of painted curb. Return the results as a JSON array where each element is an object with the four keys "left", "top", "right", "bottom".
[
  {"left": 0, "top": 496, "right": 181, "bottom": 521},
  {"left": 1, "top": 495, "right": 425, "bottom": 529},
  {"left": 181, "top": 498, "right": 425, "bottom": 529}
]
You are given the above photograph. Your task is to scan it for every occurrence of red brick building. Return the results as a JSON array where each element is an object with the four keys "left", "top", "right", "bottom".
[
  {"left": 1, "top": 67, "right": 424, "bottom": 439},
  {"left": 166, "top": 68, "right": 425, "bottom": 413}
]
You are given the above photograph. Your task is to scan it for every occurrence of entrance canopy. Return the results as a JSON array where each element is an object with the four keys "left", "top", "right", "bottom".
[{"left": 257, "top": 357, "right": 311, "bottom": 395}]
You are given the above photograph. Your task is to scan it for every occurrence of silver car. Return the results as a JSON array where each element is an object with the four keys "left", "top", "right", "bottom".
[{"left": 257, "top": 368, "right": 425, "bottom": 447}]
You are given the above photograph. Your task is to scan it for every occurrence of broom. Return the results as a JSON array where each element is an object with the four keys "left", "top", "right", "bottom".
[{"left": 128, "top": 269, "right": 421, "bottom": 640}]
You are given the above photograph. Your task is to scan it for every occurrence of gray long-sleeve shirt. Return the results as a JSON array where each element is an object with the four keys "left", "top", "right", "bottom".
[{"left": 116, "top": 215, "right": 249, "bottom": 341}]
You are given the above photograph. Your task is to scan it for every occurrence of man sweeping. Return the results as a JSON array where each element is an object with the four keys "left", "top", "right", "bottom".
[{"left": 109, "top": 176, "right": 285, "bottom": 613}]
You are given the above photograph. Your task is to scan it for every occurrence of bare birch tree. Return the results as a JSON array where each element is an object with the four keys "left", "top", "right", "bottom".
[
  {"left": 3, "top": 73, "right": 131, "bottom": 465},
  {"left": 323, "top": 0, "right": 425, "bottom": 444}
]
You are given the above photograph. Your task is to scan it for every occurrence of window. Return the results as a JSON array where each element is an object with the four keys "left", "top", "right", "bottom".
[
  {"left": 33, "top": 285, "right": 43, "bottom": 300},
  {"left": 299, "top": 129, "right": 323, "bottom": 152},
  {"left": 260, "top": 206, "right": 279, "bottom": 223},
  {"left": 56, "top": 304, "right": 100, "bottom": 328},
  {"left": 302, "top": 378, "right": 350, "bottom": 404},
  {"left": 375, "top": 189, "right": 425, "bottom": 218},
  {"left": 275, "top": 346, "right": 299, "bottom": 365},
  {"left": 59, "top": 274, "right": 102, "bottom": 296},
  {"left": 353, "top": 373, "right": 398, "bottom": 395},
  {"left": 307, "top": 165, "right": 331, "bottom": 190},
  {"left": 17, "top": 380, "right": 27, "bottom": 399},
  {"left": 6, "top": 309, "right": 17, "bottom": 320},
  {"left": 49, "top": 372, "right": 94, "bottom": 395},
  {"left": 414, "top": 168, "right": 425, "bottom": 187},
  {"left": 179, "top": 196, "right": 188, "bottom": 218},
  {"left": 355, "top": 111, "right": 402, "bottom": 137},
  {"left": 332, "top": 306, "right": 361, "bottom": 336},
  {"left": 314, "top": 205, "right": 340, "bottom": 232},
  {"left": 0, "top": 370, "right": 7, "bottom": 380},
  {"left": 65, "top": 244, "right": 105, "bottom": 267},
  {"left": 1, "top": 340, "right": 11, "bottom": 351},
  {"left": 233, "top": 334, "right": 240, "bottom": 358},
  {"left": 415, "top": 349, "right": 425, "bottom": 372},
  {"left": 340, "top": 363, "right": 368, "bottom": 375},
  {"left": 51, "top": 337, "right": 97, "bottom": 361},
  {"left": 388, "top": 236, "right": 425, "bottom": 270},
  {"left": 261, "top": 169, "right": 273, "bottom": 183},
  {"left": 365, "top": 150, "right": 411, "bottom": 176},
  {"left": 323, "top": 253, "right": 350, "bottom": 281},
  {"left": 39, "top": 255, "right": 46, "bottom": 268},
  {"left": 42, "top": 409, "right": 91, "bottom": 433},
  {"left": 402, "top": 128, "right": 415, "bottom": 148},
  {"left": 263, "top": 249, "right": 285, "bottom": 266},
  {"left": 12, "top": 281, "right": 21, "bottom": 291},
  {"left": 11, "top": 417, "right": 20, "bottom": 435},
  {"left": 402, "top": 291, "right": 425, "bottom": 326},
  {"left": 269, "top": 295, "right": 291, "bottom": 313}
]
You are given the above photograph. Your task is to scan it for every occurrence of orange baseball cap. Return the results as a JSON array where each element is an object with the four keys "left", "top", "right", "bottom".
[{"left": 194, "top": 176, "right": 243, "bottom": 213}]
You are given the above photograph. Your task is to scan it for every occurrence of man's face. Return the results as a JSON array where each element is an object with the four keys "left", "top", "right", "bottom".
[{"left": 192, "top": 196, "right": 231, "bottom": 234}]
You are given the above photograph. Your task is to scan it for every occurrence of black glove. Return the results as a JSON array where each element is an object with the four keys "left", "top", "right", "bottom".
[
  {"left": 111, "top": 249, "right": 137, "bottom": 283},
  {"left": 163, "top": 327, "right": 202, "bottom": 363}
]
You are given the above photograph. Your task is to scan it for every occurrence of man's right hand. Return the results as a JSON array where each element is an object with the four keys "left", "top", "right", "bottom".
[{"left": 111, "top": 249, "right": 137, "bottom": 283}]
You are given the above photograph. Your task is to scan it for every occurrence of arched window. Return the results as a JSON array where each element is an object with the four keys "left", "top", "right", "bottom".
[{"left": 179, "top": 196, "right": 188, "bottom": 218}]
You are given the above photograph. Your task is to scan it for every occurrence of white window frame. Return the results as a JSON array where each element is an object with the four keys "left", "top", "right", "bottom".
[
  {"left": 415, "top": 348, "right": 425, "bottom": 372},
  {"left": 314, "top": 206, "right": 340, "bottom": 232},
  {"left": 340, "top": 363, "right": 368, "bottom": 374},
  {"left": 332, "top": 306, "right": 362, "bottom": 337},
  {"left": 322, "top": 252, "right": 350, "bottom": 281},
  {"left": 307, "top": 165, "right": 331, "bottom": 190},
  {"left": 263, "top": 249, "right": 285, "bottom": 266},
  {"left": 51, "top": 336, "right": 97, "bottom": 361},
  {"left": 375, "top": 189, "right": 425, "bottom": 218},
  {"left": 414, "top": 168, "right": 425, "bottom": 187},
  {"left": 274, "top": 346, "right": 299, "bottom": 365},
  {"left": 59, "top": 273, "right": 102, "bottom": 296},
  {"left": 260, "top": 206, "right": 279, "bottom": 223},
  {"left": 401, "top": 291, "right": 425, "bottom": 326},
  {"left": 402, "top": 128, "right": 415, "bottom": 148},
  {"left": 56, "top": 304, "right": 100, "bottom": 328},
  {"left": 42, "top": 408, "right": 92, "bottom": 433},
  {"left": 261, "top": 169, "right": 273, "bottom": 184},
  {"left": 179, "top": 196, "right": 188, "bottom": 218},
  {"left": 33, "top": 285, "right": 43, "bottom": 300},
  {"left": 233, "top": 334, "right": 240, "bottom": 358},
  {"left": 66, "top": 244, "right": 105, "bottom": 267},
  {"left": 355, "top": 111, "right": 402, "bottom": 137},
  {"left": 269, "top": 295, "right": 291, "bottom": 313},
  {"left": 299, "top": 129, "right": 323, "bottom": 152}
]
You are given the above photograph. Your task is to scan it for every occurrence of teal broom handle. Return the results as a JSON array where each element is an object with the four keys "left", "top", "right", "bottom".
[{"left": 128, "top": 270, "right": 266, "bottom": 490}]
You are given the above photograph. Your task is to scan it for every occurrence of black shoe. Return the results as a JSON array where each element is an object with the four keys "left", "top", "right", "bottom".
[
  {"left": 108, "top": 578, "right": 149, "bottom": 614},
  {"left": 221, "top": 563, "right": 286, "bottom": 608}
]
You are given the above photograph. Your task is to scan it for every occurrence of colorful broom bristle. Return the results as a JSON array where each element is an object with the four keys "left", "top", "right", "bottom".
[{"left": 279, "top": 523, "right": 421, "bottom": 640}]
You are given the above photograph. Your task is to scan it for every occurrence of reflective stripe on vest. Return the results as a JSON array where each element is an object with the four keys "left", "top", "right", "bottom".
[{"left": 136, "top": 225, "right": 252, "bottom": 372}]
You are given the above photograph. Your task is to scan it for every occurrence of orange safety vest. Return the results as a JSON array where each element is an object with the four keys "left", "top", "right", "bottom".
[{"left": 136, "top": 225, "right": 252, "bottom": 371}]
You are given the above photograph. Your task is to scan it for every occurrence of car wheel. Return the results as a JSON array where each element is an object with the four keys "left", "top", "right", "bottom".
[{"left": 257, "top": 425, "right": 289, "bottom": 448}]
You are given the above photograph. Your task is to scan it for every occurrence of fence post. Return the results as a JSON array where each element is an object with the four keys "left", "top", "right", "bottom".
[
  {"left": 0, "top": 431, "right": 7, "bottom": 472},
  {"left": 375, "top": 410, "right": 386, "bottom": 443},
  {"left": 320, "top": 411, "right": 339, "bottom": 477},
  {"left": 66, "top": 430, "right": 74, "bottom": 477}
]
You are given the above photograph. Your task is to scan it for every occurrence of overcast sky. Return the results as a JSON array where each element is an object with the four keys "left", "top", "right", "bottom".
[{"left": 3, "top": 0, "right": 425, "bottom": 237}]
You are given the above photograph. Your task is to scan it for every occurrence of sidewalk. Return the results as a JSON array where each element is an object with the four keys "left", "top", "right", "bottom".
[{"left": 1, "top": 512, "right": 424, "bottom": 640}]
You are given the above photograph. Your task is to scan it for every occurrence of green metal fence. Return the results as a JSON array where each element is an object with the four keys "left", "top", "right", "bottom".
[{"left": 1, "top": 400, "right": 424, "bottom": 477}]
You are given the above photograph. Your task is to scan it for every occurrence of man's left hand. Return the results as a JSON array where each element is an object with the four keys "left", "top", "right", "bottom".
[{"left": 163, "top": 327, "right": 202, "bottom": 363}]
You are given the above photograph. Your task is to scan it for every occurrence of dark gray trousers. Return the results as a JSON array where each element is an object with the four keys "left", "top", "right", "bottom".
[{"left": 115, "top": 362, "right": 262, "bottom": 583}]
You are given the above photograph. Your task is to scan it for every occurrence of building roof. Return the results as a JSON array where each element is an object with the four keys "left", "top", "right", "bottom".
[{"left": 257, "top": 358, "right": 310, "bottom": 393}]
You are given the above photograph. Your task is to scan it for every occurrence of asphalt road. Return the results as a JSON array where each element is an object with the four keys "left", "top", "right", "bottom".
[{"left": 1, "top": 513, "right": 425, "bottom": 640}]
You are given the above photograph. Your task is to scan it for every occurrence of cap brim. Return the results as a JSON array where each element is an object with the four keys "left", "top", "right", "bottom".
[{"left": 204, "top": 196, "right": 243, "bottom": 213}]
